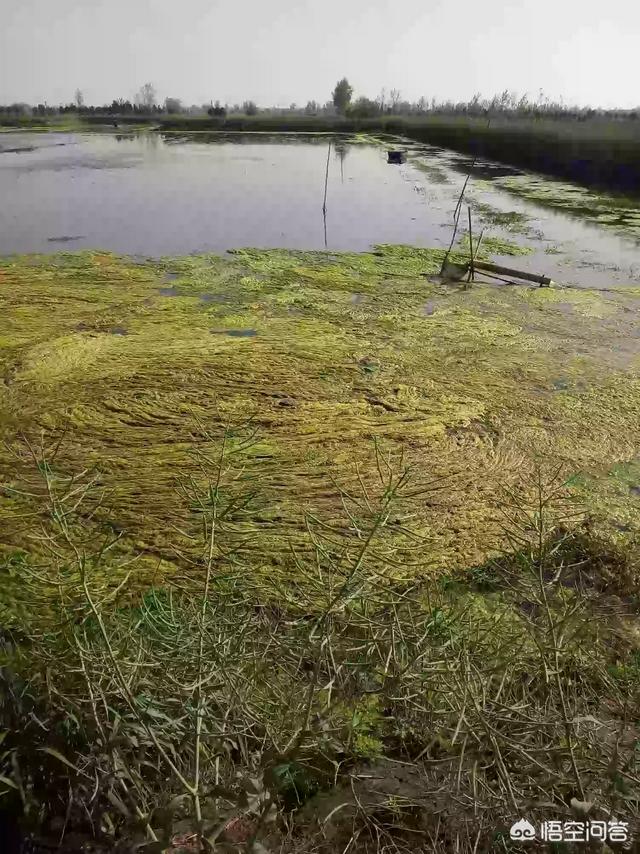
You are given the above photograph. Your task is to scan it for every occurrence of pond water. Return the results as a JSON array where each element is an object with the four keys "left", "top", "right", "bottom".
[{"left": 1, "top": 130, "right": 639, "bottom": 288}]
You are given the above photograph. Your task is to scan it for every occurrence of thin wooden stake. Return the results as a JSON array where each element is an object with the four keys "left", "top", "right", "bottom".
[{"left": 442, "top": 158, "right": 476, "bottom": 269}]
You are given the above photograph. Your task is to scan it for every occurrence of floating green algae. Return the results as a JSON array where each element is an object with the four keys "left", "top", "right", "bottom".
[
  {"left": 457, "top": 234, "right": 534, "bottom": 257},
  {"left": 517, "top": 285, "right": 614, "bottom": 318},
  {"left": 408, "top": 157, "right": 450, "bottom": 185},
  {"left": 495, "top": 175, "right": 640, "bottom": 239},
  {"left": 469, "top": 201, "right": 532, "bottom": 234},
  {"left": 2, "top": 246, "right": 640, "bottom": 604},
  {"left": 479, "top": 235, "right": 533, "bottom": 257}
]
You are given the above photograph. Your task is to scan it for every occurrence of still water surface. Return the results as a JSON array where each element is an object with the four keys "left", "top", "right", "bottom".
[{"left": 1, "top": 130, "right": 639, "bottom": 288}]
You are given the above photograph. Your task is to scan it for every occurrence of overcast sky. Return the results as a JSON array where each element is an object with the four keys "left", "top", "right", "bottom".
[{"left": 1, "top": 0, "right": 638, "bottom": 109}]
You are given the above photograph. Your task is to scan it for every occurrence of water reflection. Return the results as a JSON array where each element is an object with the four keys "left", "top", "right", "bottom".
[{"left": 334, "top": 141, "right": 349, "bottom": 184}]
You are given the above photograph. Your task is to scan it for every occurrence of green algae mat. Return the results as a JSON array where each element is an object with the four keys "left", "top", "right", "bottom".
[{"left": 2, "top": 245, "right": 640, "bottom": 597}]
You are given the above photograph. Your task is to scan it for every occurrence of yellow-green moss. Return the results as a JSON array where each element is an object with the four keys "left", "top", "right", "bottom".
[
  {"left": 458, "top": 234, "right": 534, "bottom": 257},
  {"left": 2, "top": 245, "right": 640, "bottom": 605}
]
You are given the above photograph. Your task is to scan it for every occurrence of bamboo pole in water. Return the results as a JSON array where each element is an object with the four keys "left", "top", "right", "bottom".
[
  {"left": 473, "top": 260, "right": 553, "bottom": 286},
  {"left": 442, "top": 161, "right": 475, "bottom": 263}
]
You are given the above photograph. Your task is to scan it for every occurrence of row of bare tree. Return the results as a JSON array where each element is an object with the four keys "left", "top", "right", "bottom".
[{"left": 3, "top": 78, "right": 639, "bottom": 121}]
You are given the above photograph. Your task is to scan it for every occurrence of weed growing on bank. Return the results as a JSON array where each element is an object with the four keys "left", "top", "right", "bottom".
[{"left": 1, "top": 429, "right": 639, "bottom": 852}]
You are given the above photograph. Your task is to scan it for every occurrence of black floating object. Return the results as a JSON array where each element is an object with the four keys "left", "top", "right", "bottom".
[{"left": 387, "top": 150, "right": 407, "bottom": 164}]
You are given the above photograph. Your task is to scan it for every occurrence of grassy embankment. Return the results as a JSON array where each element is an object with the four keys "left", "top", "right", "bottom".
[{"left": 2, "top": 245, "right": 640, "bottom": 850}]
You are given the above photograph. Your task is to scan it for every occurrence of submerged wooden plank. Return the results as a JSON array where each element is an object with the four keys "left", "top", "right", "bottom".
[{"left": 473, "top": 260, "right": 553, "bottom": 286}]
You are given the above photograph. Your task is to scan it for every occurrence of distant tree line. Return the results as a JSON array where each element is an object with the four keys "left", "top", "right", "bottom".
[
  {"left": 328, "top": 79, "right": 640, "bottom": 121},
  {"left": 2, "top": 79, "right": 639, "bottom": 122}
]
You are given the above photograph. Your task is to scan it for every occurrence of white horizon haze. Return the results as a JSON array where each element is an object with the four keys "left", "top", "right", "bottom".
[{"left": 1, "top": 0, "right": 638, "bottom": 110}]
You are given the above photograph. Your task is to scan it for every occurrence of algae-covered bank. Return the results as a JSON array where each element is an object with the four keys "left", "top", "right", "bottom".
[
  {"left": 4, "top": 245, "right": 640, "bottom": 851},
  {"left": 2, "top": 244, "right": 640, "bottom": 596}
]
